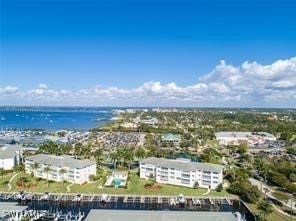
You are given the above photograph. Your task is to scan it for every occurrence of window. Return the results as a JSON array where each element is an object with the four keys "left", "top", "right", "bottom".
[
  {"left": 202, "top": 180, "right": 211, "bottom": 185},
  {"left": 160, "top": 176, "right": 168, "bottom": 181},
  {"left": 182, "top": 174, "right": 190, "bottom": 178},
  {"left": 181, "top": 179, "right": 190, "bottom": 184},
  {"left": 202, "top": 175, "right": 211, "bottom": 180}
]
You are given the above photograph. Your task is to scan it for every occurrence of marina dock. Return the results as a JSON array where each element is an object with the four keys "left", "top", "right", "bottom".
[{"left": 0, "top": 192, "right": 254, "bottom": 221}]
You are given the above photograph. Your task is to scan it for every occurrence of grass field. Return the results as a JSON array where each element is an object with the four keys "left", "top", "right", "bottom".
[
  {"left": 0, "top": 172, "right": 16, "bottom": 192},
  {"left": 246, "top": 202, "right": 295, "bottom": 221},
  {"left": 2, "top": 172, "right": 234, "bottom": 197},
  {"left": 5, "top": 173, "right": 68, "bottom": 193}
]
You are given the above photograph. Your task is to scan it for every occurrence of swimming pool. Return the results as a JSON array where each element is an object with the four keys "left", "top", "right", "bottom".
[{"left": 112, "top": 178, "right": 122, "bottom": 187}]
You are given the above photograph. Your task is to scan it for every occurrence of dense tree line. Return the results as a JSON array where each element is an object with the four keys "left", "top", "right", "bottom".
[
  {"left": 38, "top": 140, "right": 72, "bottom": 155},
  {"left": 226, "top": 167, "right": 261, "bottom": 203},
  {"left": 254, "top": 154, "right": 296, "bottom": 193}
]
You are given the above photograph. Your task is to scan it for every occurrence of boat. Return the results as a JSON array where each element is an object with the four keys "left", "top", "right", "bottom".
[
  {"left": 177, "top": 194, "right": 185, "bottom": 204},
  {"left": 101, "top": 194, "right": 109, "bottom": 203},
  {"left": 192, "top": 198, "right": 201, "bottom": 206},
  {"left": 169, "top": 197, "right": 177, "bottom": 206},
  {"left": 40, "top": 192, "right": 50, "bottom": 201}
]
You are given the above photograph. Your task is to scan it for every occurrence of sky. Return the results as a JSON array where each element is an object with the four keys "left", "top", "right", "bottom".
[{"left": 0, "top": 0, "right": 296, "bottom": 107}]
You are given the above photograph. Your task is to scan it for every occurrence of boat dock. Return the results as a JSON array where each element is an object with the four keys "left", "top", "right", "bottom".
[
  {"left": 0, "top": 192, "right": 255, "bottom": 221},
  {"left": 0, "top": 192, "right": 237, "bottom": 206}
]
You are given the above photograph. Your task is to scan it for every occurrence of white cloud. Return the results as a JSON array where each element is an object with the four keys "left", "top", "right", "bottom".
[
  {"left": 0, "top": 86, "right": 18, "bottom": 95},
  {"left": 0, "top": 57, "right": 295, "bottom": 107}
]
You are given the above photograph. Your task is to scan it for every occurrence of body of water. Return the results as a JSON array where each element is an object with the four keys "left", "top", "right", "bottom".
[{"left": 0, "top": 107, "right": 116, "bottom": 131}]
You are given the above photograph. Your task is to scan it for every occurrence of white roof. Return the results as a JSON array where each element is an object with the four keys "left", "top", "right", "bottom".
[
  {"left": 0, "top": 144, "right": 22, "bottom": 159},
  {"left": 140, "top": 157, "right": 223, "bottom": 173},
  {"left": 215, "top": 132, "right": 275, "bottom": 139},
  {"left": 85, "top": 210, "right": 237, "bottom": 221},
  {"left": 26, "top": 154, "right": 96, "bottom": 169}
]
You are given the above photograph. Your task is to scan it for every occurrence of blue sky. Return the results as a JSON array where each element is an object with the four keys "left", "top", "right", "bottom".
[{"left": 0, "top": 0, "right": 296, "bottom": 107}]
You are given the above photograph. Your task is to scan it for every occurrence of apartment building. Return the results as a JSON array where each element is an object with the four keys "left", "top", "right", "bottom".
[
  {"left": 0, "top": 145, "right": 23, "bottom": 170},
  {"left": 25, "top": 154, "right": 96, "bottom": 185},
  {"left": 139, "top": 157, "right": 223, "bottom": 189}
]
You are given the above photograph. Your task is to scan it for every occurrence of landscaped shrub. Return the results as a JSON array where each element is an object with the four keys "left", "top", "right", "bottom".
[
  {"left": 216, "top": 183, "right": 223, "bottom": 192},
  {"left": 144, "top": 182, "right": 161, "bottom": 190}
]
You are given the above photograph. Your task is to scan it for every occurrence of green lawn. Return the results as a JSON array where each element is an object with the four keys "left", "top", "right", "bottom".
[
  {"left": 0, "top": 172, "right": 16, "bottom": 192},
  {"left": 71, "top": 173, "right": 234, "bottom": 196},
  {"left": 3, "top": 172, "right": 235, "bottom": 197},
  {"left": 246, "top": 202, "right": 295, "bottom": 221},
  {"left": 8, "top": 173, "right": 68, "bottom": 193}
]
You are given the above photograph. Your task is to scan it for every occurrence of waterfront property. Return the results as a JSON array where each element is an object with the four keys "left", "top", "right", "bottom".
[
  {"left": 104, "top": 172, "right": 128, "bottom": 188},
  {"left": 25, "top": 154, "right": 96, "bottom": 185},
  {"left": 161, "top": 133, "right": 181, "bottom": 143},
  {"left": 215, "top": 132, "right": 276, "bottom": 146},
  {"left": 139, "top": 157, "right": 223, "bottom": 189},
  {"left": 0, "top": 192, "right": 255, "bottom": 221},
  {"left": 0, "top": 144, "right": 23, "bottom": 170}
]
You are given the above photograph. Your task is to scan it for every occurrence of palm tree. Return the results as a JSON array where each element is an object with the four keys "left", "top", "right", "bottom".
[
  {"left": 124, "top": 148, "right": 134, "bottom": 171},
  {"left": 84, "top": 144, "right": 92, "bottom": 159},
  {"left": 43, "top": 166, "right": 51, "bottom": 187},
  {"left": 109, "top": 151, "right": 118, "bottom": 171},
  {"left": 14, "top": 164, "right": 25, "bottom": 188},
  {"left": 135, "top": 147, "right": 146, "bottom": 160},
  {"left": 74, "top": 143, "right": 82, "bottom": 158},
  {"left": 94, "top": 149, "right": 104, "bottom": 169},
  {"left": 59, "top": 168, "right": 67, "bottom": 186},
  {"left": 31, "top": 162, "right": 40, "bottom": 177},
  {"left": 261, "top": 164, "right": 271, "bottom": 183}
]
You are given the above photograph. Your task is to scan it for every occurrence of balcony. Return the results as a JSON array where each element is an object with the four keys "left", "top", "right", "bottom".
[
  {"left": 181, "top": 181, "right": 190, "bottom": 184},
  {"left": 181, "top": 174, "right": 190, "bottom": 178},
  {"left": 202, "top": 175, "right": 211, "bottom": 180},
  {"left": 160, "top": 175, "right": 168, "bottom": 181}
]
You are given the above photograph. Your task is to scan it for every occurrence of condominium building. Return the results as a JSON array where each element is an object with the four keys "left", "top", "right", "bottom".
[
  {"left": 0, "top": 145, "right": 23, "bottom": 170},
  {"left": 25, "top": 154, "right": 96, "bottom": 185},
  {"left": 139, "top": 157, "right": 223, "bottom": 189}
]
